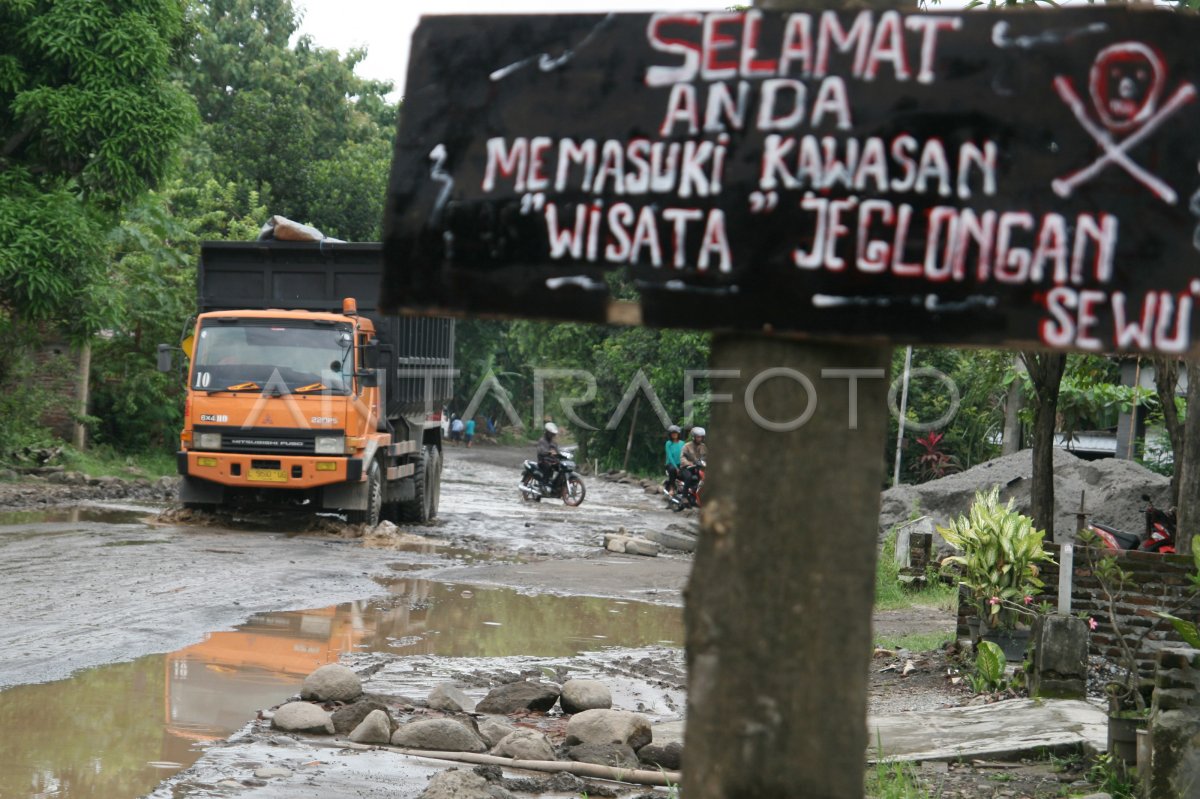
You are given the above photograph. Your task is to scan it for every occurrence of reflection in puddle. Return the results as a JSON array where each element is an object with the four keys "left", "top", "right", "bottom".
[
  {"left": 0, "top": 506, "right": 152, "bottom": 527},
  {"left": 0, "top": 579, "right": 682, "bottom": 799}
]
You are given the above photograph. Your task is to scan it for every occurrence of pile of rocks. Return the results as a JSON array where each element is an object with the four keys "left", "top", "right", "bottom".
[{"left": 269, "top": 664, "right": 682, "bottom": 798}]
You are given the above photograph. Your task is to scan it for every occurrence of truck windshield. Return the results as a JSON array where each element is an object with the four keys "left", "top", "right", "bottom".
[{"left": 190, "top": 323, "right": 353, "bottom": 394}]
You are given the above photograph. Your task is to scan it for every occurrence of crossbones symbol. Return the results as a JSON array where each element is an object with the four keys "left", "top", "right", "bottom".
[{"left": 1052, "top": 42, "right": 1196, "bottom": 205}]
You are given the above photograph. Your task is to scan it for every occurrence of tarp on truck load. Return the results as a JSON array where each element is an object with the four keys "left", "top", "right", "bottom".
[{"left": 198, "top": 240, "right": 454, "bottom": 420}]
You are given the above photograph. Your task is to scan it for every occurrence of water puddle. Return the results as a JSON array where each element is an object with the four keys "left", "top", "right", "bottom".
[
  {"left": 0, "top": 506, "right": 151, "bottom": 527},
  {"left": 0, "top": 578, "right": 682, "bottom": 799}
]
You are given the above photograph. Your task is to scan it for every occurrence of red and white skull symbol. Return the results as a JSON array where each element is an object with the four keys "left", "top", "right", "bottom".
[{"left": 1089, "top": 42, "right": 1165, "bottom": 134}]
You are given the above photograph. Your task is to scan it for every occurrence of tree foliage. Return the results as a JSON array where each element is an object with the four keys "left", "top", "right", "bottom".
[
  {"left": 183, "top": 0, "right": 396, "bottom": 240},
  {"left": 0, "top": 0, "right": 196, "bottom": 344}
]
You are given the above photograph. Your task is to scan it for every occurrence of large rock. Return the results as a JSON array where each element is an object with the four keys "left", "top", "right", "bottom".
[
  {"left": 475, "top": 681, "right": 560, "bottom": 714},
  {"left": 477, "top": 717, "right": 518, "bottom": 748},
  {"left": 566, "top": 742, "right": 639, "bottom": 769},
  {"left": 565, "top": 709, "right": 652, "bottom": 750},
  {"left": 419, "top": 769, "right": 516, "bottom": 799},
  {"left": 301, "top": 664, "right": 362, "bottom": 702},
  {"left": 348, "top": 709, "right": 393, "bottom": 744},
  {"left": 639, "top": 740, "right": 683, "bottom": 770},
  {"left": 392, "top": 718, "right": 487, "bottom": 752},
  {"left": 272, "top": 701, "right": 335, "bottom": 734},
  {"left": 559, "top": 679, "right": 612, "bottom": 714},
  {"left": 331, "top": 699, "right": 391, "bottom": 735},
  {"left": 428, "top": 683, "right": 475, "bottom": 713},
  {"left": 491, "top": 729, "right": 556, "bottom": 761}
]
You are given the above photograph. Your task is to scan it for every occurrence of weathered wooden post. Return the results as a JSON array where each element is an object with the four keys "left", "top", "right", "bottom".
[
  {"left": 380, "top": 6, "right": 1200, "bottom": 795},
  {"left": 684, "top": 338, "right": 889, "bottom": 796}
]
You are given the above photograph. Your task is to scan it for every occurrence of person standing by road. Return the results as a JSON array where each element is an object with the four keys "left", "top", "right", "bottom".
[
  {"left": 450, "top": 415, "right": 464, "bottom": 445},
  {"left": 663, "top": 424, "right": 684, "bottom": 495},
  {"left": 464, "top": 416, "right": 476, "bottom": 447}
]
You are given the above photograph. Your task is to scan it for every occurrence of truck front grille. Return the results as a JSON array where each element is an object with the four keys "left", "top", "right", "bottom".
[{"left": 194, "top": 426, "right": 318, "bottom": 455}]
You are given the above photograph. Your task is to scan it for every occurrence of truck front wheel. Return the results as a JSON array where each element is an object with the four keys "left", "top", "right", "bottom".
[{"left": 348, "top": 459, "right": 382, "bottom": 526}]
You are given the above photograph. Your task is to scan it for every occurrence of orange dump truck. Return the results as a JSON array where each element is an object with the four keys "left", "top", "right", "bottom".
[{"left": 166, "top": 241, "right": 453, "bottom": 524}]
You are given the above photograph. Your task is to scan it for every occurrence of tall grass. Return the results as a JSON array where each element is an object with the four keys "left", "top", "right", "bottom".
[{"left": 875, "top": 530, "right": 957, "bottom": 612}]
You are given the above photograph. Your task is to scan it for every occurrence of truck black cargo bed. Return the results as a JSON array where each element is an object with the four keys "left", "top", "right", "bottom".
[{"left": 199, "top": 241, "right": 454, "bottom": 420}]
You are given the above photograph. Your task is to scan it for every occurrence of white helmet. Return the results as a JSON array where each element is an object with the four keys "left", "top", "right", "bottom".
[
  {"left": 544, "top": 422, "right": 559, "bottom": 436},
  {"left": 692, "top": 427, "right": 706, "bottom": 438}
]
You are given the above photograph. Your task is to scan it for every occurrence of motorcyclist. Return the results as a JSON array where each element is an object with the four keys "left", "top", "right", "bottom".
[
  {"left": 679, "top": 426, "right": 706, "bottom": 497},
  {"left": 663, "top": 424, "right": 683, "bottom": 495},
  {"left": 536, "top": 422, "right": 560, "bottom": 481}
]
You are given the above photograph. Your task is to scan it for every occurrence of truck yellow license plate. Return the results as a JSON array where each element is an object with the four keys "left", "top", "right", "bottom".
[{"left": 247, "top": 468, "right": 287, "bottom": 483}]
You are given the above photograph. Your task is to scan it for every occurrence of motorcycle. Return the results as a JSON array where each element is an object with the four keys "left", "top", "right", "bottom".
[
  {"left": 519, "top": 448, "right": 586, "bottom": 506},
  {"left": 1087, "top": 494, "right": 1176, "bottom": 554},
  {"left": 664, "top": 461, "right": 704, "bottom": 512}
]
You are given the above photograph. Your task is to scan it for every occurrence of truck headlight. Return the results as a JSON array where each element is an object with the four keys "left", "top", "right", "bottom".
[
  {"left": 196, "top": 432, "right": 222, "bottom": 450},
  {"left": 314, "top": 435, "right": 345, "bottom": 455}
]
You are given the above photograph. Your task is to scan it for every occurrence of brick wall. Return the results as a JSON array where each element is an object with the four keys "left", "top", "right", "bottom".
[
  {"left": 955, "top": 544, "right": 1200, "bottom": 678},
  {"left": 29, "top": 341, "right": 79, "bottom": 440}
]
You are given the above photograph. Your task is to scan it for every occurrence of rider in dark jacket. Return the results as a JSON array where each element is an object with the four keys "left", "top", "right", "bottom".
[
  {"left": 536, "top": 422, "right": 560, "bottom": 476},
  {"left": 680, "top": 427, "right": 706, "bottom": 495}
]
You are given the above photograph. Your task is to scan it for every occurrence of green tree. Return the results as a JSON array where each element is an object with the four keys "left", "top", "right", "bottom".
[
  {"left": 0, "top": 0, "right": 195, "bottom": 343},
  {"left": 183, "top": 0, "right": 396, "bottom": 240},
  {"left": 89, "top": 180, "right": 267, "bottom": 452}
]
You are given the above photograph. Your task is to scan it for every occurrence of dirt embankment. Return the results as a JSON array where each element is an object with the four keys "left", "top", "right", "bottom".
[
  {"left": 880, "top": 448, "right": 1168, "bottom": 543},
  {"left": 0, "top": 470, "right": 177, "bottom": 509}
]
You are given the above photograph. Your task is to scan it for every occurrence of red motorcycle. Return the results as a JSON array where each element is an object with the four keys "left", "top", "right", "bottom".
[
  {"left": 1087, "top": 494, "right": 1176, "bottom": 554},
  {"left": 664, "top": 461, "right": 704, "bottom": 512}
]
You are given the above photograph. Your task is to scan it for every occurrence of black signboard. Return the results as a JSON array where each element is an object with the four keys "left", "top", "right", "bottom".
[{"left": 382, "top": 8, "right": 1200, "bottom": 355}]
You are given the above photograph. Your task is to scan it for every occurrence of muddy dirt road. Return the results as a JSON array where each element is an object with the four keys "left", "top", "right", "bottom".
[
  {"left": 0, "top": 446, "right": 691, "bottom": 691},
  {"left": 0, "top": 445, "right": 704, "bottom": 798},
  {"left": 0, "top": 444, "right": 955, "bottom": 799}
]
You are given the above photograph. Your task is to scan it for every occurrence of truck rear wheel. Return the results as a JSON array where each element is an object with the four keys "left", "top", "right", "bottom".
[
  {"left": 427, "top": 446, "right": 442, "bottom": 520},
  {"left": 398, "top": 446, "right": 435, "bottom": 524},
  {"left": 348, "top": 459, "right": 382, "bottom": 526}
]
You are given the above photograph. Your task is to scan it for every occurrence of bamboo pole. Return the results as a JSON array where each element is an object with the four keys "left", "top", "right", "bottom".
[{"left": 339, "top": 741, "right": 681, "bottom": 787}]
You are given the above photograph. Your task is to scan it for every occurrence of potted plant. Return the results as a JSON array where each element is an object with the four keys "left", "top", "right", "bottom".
[{"left": 939, "top": 486, "right": 1055, "bottom": 661}]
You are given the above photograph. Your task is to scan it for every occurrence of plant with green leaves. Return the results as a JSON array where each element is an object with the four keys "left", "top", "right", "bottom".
[
  {"left": 967, "top": 640, "right": 1008, "bottom": 694},
  {"left": 938, "top": 486, "right": 1055, "bottom": 630},
  {"left": 1087, "top": 752, "right": 1138, "bottom": 799}
]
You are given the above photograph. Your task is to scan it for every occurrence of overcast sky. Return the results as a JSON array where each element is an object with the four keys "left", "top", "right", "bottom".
[{"left": 295, "top": 1, "right": 743, "bottom": 100}]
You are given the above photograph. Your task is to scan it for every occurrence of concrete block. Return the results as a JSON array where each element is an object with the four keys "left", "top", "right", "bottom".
[{"left": 1029, "top": 614, "right": 1088, "bottom": 700}]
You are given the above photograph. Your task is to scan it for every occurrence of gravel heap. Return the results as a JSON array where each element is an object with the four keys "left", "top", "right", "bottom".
[{"left": 880, "top": 448, "right": 1168, "bottom": 544}]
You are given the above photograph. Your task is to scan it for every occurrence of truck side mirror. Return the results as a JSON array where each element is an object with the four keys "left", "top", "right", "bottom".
[
  {"left": 357, "top": 370, "right": 379, "bottom": 388},
  {"left": 156, "top": 344, "right": 172, "bottom": 373},
  {"left": 363, "top": 340, "right": 380, "bottom": 370}
]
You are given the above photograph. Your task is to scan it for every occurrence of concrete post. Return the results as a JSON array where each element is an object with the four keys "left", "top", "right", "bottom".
[
  {"left": 1147, "top": 648, "right": 1200, "bottom": 799},
  {"left": 1029, "top": 615, "right": 1088, "bottom": 700}
]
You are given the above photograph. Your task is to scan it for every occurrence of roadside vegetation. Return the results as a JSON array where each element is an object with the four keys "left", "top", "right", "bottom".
[{"left": 874, "top": 531, "right": 957, "bottom": 614}]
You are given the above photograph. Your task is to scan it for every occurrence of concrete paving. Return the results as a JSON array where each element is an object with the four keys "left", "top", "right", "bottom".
[{"left": 868, "top": 698, "right": 1109, "bottom": 762}]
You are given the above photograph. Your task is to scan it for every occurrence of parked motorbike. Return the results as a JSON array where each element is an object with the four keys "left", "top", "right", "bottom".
[
  {"left": 519, "top": 448, "right": 586, "bottom": 506},
  {"left": 664, "top": 461, "right": 704, "bottom": 512},
  {"left": 1087, "top": 494, "right": 1176, "bottom": 554}
]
